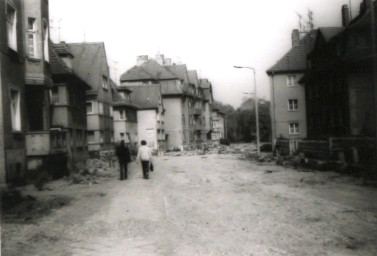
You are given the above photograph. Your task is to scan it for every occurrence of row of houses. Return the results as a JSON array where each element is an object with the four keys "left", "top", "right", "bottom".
[
  {"left": 0, "top": 0, "right": 226, "bottom": 185},
  {"left": 267, "top": 0, "right": 376, "bottom": 163}
]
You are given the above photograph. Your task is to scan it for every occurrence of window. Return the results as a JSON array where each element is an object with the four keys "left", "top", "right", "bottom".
[
  {"left": 110, "top": 106, "right": 113, "bottom": 116},
  {"left": 286, "top": 75, "right": 296, "bottom": 87},
  {"left": 27, "top": 18, "right": 37, "bottom": 57},
  {"left": 120, "top": 133, "right": 124, "bottom": 139},
  {"left": 289, "top": 123, "right": 299, "bottom": 134},
  {"left": 10, "top": 89, "right": 21, "bottom": 131},
  {"left": 6, "top": 3, "right": 17, "bottom": 51},
  {"left": 288, "top": 99, "right": 299, "bottom": 111},
  {"left": 87, "top": 131, "right": 95, "bottom": 143},
  {"left": 86, "top": 102, "right": 93, "bottom": 113},
  {"left": 182, "top": 114, "right": 185, "bottom": 125},
  {"left": 102, "top": 76, "right": 108, "bottom": 89},
  {"left": 119, "top": 110, "right": 127, "bottom": 120},
  {"left": 43, "top": 20, "right": 49, "bottom": 62},
  {"left": 50, "top": 87, "right": 59, "bottom": 104}
]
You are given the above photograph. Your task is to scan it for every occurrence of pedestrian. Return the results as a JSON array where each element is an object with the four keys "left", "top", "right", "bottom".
[
  {"left": 116, "top": 140, "right": 131, "bottom": 180},
  {"left": 136, "top": 140, "right": 153, "bottom": 179}
]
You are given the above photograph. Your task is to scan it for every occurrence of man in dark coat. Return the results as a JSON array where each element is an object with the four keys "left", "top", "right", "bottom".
[{"left": 116, "top": 140, "right": 131, "bottom": 180}]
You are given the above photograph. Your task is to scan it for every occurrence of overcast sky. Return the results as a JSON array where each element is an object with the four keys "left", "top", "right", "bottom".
[{"left": 49, "top": 0, "right": 362, "bottom": 108}]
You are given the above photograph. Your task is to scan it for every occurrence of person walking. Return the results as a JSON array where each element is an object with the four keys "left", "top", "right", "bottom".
[
  {"left": 116, "top": 140, "right": 131, "bottom": 180},
  {"left": 136, "top": 140, "right": 153, "bottom": 179}
]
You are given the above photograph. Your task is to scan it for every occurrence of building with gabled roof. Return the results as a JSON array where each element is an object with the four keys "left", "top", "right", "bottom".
[
  {"left": 298, "top": 1, "right": 376, "bottom": 163},
  {"left": 49, "top": 42, "right": 91, "bottom": 167},
  {"left": 67, "top": 42, "right": 114, "bottom": 153},
  {"left": 120, "top": 54, "right": 214, "bottom": 150},
  {"left": 266, "top": 29, "right": 317, "bottom": 155}
]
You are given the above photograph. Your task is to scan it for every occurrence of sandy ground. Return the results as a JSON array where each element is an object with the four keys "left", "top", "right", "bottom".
[{"left": 2, "top": 153, "right": 377, "bottom": 256}]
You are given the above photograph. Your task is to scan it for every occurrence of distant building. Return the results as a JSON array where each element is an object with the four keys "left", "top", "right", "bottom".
[
  {"left": 111, "top": 80, "right": 139, "bottom": 150},
  {"left": 199, "top": 79, "right": 214, "bottom": 141},
  {"left": 67, "top": 42, "right": 114, "bottom": 153},
  {"left": 126, "top": 85, "right": 166, "bottom": 151},
  {"left": 120, "top": 55, "right": 214, "bottom": 150},
  {"left": 211, "top": 108, "right": 226, "bottom": 143},
  {"left": 266, "top": 29, "right": 317, "bottom": 155}
]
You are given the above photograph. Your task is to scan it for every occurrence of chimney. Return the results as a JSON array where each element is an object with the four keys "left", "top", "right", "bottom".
[
  {"left": 342, "top": 5, "right": 350, "bottom": 27},
  {"left": 291, "top": 29, "right": 300, "bottom": 47},
  {"left": 155, "top": 53, "right": 164, "bottom": 65},
  {"left": 137, "top": 55, "right": 148, "bottom": 66}
]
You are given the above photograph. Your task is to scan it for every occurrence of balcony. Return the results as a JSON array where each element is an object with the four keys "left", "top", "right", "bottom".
[{"left": 26, "top": 130, "right": 67, "bottom": 156}]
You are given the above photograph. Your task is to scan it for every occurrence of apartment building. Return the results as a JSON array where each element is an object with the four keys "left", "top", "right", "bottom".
[{"left": 67, "top": 42, "right": 114, "bottom": 153}]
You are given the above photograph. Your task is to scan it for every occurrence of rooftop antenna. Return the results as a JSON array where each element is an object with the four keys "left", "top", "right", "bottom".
[{"left": 307, "top": 9, "right": 314, "bottom": 32}]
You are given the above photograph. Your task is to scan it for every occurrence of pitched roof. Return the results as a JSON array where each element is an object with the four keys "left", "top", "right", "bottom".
[
  {"left": 67, "top": 42, "right": 106, "bottom": 90},
  {"left": 52, "top": 41, "right": 74, "bottom": 57},
  {"left": 267, "top": 31, "right": 317, "bottom": 73},
  {"left": 110, "top": 79, "right": 138, "bottom": 108},
  {"left": 120, "top": 59, "right": 177, "bottom": 81},
  {"left": 50, "top": 44, "right": 72, "bottom": 75},
  {"left": 199, "top": 78, "right": 211, "bottom": 89},
  {"left": 164, "top": 64, "right": 189, "bottom": 84},
  {"left": 318, "top": 27, "right": 344, "bottom": 42},
  {"left": 188, "top": 70, "right": 199, "bottom": 86},
  {"left": 126, "top": 85, "right": 161, "bottom": 110}
]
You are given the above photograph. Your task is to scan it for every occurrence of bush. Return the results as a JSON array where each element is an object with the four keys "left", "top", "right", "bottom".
[{"left": 220, "top": 138, "right": 231, "bottom": 146}]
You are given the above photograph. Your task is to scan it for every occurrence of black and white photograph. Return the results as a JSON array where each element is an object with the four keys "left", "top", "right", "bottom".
[{"left": 1, "top": 0, "right": 377, "bottom": 255}]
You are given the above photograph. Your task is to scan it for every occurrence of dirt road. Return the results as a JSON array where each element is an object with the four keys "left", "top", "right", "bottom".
[{"left": 2, "top": 154, "right": 377, "bottom": 255}]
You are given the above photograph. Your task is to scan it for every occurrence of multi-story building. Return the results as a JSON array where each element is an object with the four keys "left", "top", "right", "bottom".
[
  {"left": 126, "top": 85, "right": 165, "bottom": 151},
  {"left": 266, "top": 29, "right": 317, "bottom": 155},
  {"left": 67, "top": 42, "right": 114, "bottom": 153},
  {"left": 1, "top": 0, "right": 25, "bottom": 184},
  {"left": 300, "top": 1, "right": 376, "bottom": 162},
  {"left": 199, "top": 79, "right": 214, "bottom": 141},
  {"left": 50, "top": 42, "right": 91, "bottom": 163},
  {"left": 111, "top": 80, "right": 139, "bottom": 150},
  {"left": 120, "top": 54, "right": 215, "bottom": 150},
  {"left": 211, "top": 108, "right": 226, "bottom": 143}
]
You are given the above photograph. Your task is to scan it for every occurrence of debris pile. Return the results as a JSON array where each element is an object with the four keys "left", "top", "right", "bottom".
[{"left": 67, "top": 159, "right": 116, "bottom": 185}]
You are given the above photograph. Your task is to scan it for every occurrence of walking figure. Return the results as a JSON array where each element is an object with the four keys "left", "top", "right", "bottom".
[
  {"left": 116, "top": 140, "right": 131, "bottom": 180},
  {"left": 136, "top": 140, "right": 153, "bottom": 179}
]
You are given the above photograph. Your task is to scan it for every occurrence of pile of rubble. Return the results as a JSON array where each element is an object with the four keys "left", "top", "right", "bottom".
[{"left": 67, "top": 158, "right": 117, "bottom": 185}]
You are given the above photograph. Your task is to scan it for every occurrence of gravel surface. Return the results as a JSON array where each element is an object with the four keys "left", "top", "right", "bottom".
[{"left": 2, "top": 153, "right": 377, "bottom": 255}]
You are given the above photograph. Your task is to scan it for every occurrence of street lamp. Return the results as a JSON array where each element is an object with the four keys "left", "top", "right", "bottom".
[{"left": 234, "top": 66, "right": 260, "bottom": 156}]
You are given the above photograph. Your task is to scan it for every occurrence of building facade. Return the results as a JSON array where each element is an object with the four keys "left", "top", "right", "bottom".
[
  {"left": 211, "top": 109, "right": 226, "bottom": 143},
  {"left": 120, "top": 54, "right": 214, "bottom": 151},
  {"left": 67, "top": 42, "right": 114, "bottom": 153},
  {"left": 126, "top": 85, "right": 166, "bottom": 152},
  {"left": 300, "top": 1, "right": 376, "bottom": 162},
  {"left": 266, "top": 29, "right": 317, "bottom": 154},
  {"left": 50, "top": 42, "right": 90, "bottom": 164},
  {"left": 111, "top": 81, "right": 139, "bottom": 152}
]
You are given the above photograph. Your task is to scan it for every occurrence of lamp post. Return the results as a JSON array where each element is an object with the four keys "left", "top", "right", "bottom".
[{"left": 234, "top": 66, "right": 260, "bottom": 156}]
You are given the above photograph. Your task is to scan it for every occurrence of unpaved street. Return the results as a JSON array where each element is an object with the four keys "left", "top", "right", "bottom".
[{"left": 2, "top": 154, "right": 377, "bottom": 256}]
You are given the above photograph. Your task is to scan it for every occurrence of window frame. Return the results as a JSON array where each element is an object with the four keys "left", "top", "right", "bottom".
[
  {"left": 288, "top": 99, "right": 299, "bottom": 111},
  {"left": 6, "top": 2, "right": 17, "bottom": 51},
  {"left": 119, "top": 109, "right": 127, "bottom": 120},
  {"left": 289, "top": 122, "right": 300, "bottom": 135},
  {"left": 27, "top": 17, "right": 38, "bottom": 58},
  {"left": 102, "top": 76, "right": 109, "bottom": 89},
  {"left": 9, "top": 88, "right": 21, "bottom": 131},
  {"left": 286, "top": 75, "right": 297, "bottom": 87}
]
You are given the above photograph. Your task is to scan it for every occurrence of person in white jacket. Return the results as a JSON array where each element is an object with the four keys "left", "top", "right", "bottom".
[{"left": 136, "top": 140, "right": 153, "bottom": 179}]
